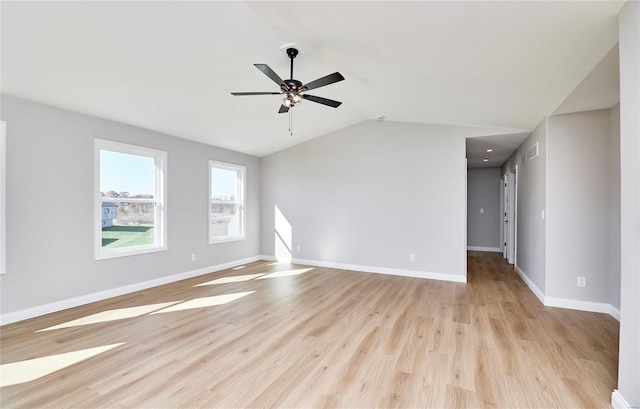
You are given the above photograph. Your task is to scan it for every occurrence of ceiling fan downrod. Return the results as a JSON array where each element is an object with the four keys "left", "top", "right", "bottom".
[{"left": 287, "top": 47, "right": 298, "bottom": 80}]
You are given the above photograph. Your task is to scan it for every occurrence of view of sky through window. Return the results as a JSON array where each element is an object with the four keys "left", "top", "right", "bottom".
[
  {"left": 100, "top": 150, "right": 155, "bottom": 195},
  {"left": 211, "top": 167, "right": 238, "bottom": 199}
]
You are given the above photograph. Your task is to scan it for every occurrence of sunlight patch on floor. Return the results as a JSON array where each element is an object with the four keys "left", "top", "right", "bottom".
[
  {"left": 151, "top": 291, "right": 255, "bottom": 314},
  {"left": 256, "top": 268, "right": 313, "bottom": 280},
  {"left": 37, "top": 302, "right": 182, "bottom": 332},
  {"left": 195, "top": 273, "right": 266, "bottom": 286},
  {"left": 0, "top": 343, "right": 124, "bottom": 387}
]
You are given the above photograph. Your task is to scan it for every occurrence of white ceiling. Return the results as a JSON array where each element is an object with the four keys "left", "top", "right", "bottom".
[
  {"left": 1, "top": 1, "right": 623, "bottom": 159},
  {"left": 553, "top": 44, "right": 620, "bottom": 116},
  {"left": 466, "top": 132, "right": 531, "bottom": 168}
]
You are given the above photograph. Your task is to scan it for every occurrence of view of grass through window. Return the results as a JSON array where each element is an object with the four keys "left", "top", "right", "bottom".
[
  {"left": 210, "top": 162, "right": 245, "bottom": 242},
  {"left": 100, "top": 150, "right": 156, "bottom": 249}
]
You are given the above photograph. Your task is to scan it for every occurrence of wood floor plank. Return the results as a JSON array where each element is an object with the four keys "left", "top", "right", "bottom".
[{"left": 0, "top": 252, "right": 619, "bottom": 408}]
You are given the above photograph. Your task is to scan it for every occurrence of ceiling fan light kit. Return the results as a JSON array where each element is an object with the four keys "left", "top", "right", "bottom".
[{"left": 231, "top": 46, "right": 345, "bottom": 114}]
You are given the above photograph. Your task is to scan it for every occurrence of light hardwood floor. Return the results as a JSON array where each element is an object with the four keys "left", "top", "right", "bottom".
[{"left": 1, "top": 252, "right": 619, "bottom": 408}]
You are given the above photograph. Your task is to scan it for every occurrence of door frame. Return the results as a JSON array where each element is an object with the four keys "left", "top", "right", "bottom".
[{"left": 505, "top": 165, "right": 518, "bottom": 265}]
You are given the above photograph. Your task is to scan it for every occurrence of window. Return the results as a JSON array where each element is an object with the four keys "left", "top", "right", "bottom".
[
  {"left": 95, "top": 139, "right": 167, "bottom": 259},
  {"left": 0, "top": 121, "right": 6, "bottom": 274},
  {"left": 209, "top": 160, "right": 245, "bottom": 243}
]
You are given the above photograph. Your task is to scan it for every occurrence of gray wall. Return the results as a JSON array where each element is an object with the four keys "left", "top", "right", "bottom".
[
  {"left": 617, "top": 1, "right": 640, "bottom": 406},
  {"left": 0, "top": 95, "right": 260, "bottom": 314},
  {"left": 261, "top": 120, "right": 467, "bottom": 279},
  {"left": 466, "top": 167, "right": 501, "bottom": 250},
  {"left": 608, "top": 104, "right": 621, "bottom": 310},
  {"left": 546, "top": 109, "right": 612, "bottom": 303},
  {"left": 503, "top": 119, "right": 547, "bottom": 293}
]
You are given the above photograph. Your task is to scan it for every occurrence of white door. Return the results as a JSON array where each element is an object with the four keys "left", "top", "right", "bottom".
[{"left": 502, "top": 175, "right": 509, "bottom": 259}]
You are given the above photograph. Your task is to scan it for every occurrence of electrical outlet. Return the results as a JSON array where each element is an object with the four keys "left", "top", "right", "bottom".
[
  {"left": 577, "top": 276, "right": 586, "bottom": 287},
  {"left": 296, "top": 245, "right": 301, "bottom": 252},
  {"left": 409, "top": 254, "right": 415, "bottom": 262},
  {"left": 480, "top": 208, "right": 484, "bottom": 214},
  {"left": 191, "top": 254, "right": 196, "bottom": 262}
]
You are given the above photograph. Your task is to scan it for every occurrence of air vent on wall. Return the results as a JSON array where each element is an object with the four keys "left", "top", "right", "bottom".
[{"left": 522, "top": 142, "right": 539, "bottom": 165}]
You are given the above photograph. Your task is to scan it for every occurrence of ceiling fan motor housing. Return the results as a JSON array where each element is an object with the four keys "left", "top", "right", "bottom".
[{"left": 283, "top": 79, "right": 303, "bottom": 92}]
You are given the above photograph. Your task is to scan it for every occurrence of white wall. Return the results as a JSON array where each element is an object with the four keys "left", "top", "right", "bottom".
[
  {"left": 467, "top": 167, "right": 501, "bottom": 250},
  {"left": 609, "top": 104, "right": 621, "bottom": 310},
  {"left": 616, "top": 1, "right": 640, "bottom": 407},
  {"left": 546, "top": 109, "right": 612, "bottom": 303},
  {"left": 261, "top": 120, "right": 467, "bottom": 281},
  {"left": 503, "top": 119, "right": 547, "bottom": 294},
  {"left": 0, "top": 95, "right": 261, "bottom": 317}
]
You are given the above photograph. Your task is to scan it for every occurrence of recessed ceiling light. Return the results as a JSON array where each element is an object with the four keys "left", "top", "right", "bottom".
[
  {"left": 377, "top": 115, "right": 386, "bottom": 121},
  {"left": 486, "top": 149, "right": 493, "bottom": 153},
  {"left": 483, "top": 158, "right": 489, "bottom": 162}
]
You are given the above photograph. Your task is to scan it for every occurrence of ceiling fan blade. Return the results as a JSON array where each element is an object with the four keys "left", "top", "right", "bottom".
[
  {"left": 302, "top": 94, "right": 342, "bottom": 108},
  {"left": 278, "top": 105, "right": 290, "bottom": 114},
  {"left": 231, "top": 92, "right": 282, "bottom": 96},
  {"left": 303, "top": 72, "right": 345, "bottom": 91},
  {"left": 254, "top": 64, "right": 287, "bottom": 89}
]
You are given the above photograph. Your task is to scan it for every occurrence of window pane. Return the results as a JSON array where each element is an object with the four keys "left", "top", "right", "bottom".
[
  {"left": 101, "top": 202, "right": 155, "bottom": 248},
  {"left": 100, "top": 150, "right": 156, "bottom": 249},
  {"left": 210, "top": 162, "right": 245, "bottom": 242},
  {"left": 100, "top": 150, "right": 155, "bottom": 197},
  {"left": 211, "top": 167, "right": 238, "bottom": 200},
  {"left": 210, "top": 201, "right": 240, "bottom": 238}
]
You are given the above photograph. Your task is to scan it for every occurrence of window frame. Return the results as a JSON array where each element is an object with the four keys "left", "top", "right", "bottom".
[
  {"left": 209, "top": 160, "right": 246, "bottom": 244},
  {"left": 95, "top": 139, "right": 167, "bottom": 260},
  {"left": 0, "top": 121, "right": 6, "bottom": 274}
]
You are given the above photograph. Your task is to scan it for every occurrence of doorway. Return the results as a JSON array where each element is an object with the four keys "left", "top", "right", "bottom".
[{"left": 503, "top": 166, "right": 517, "bottom": 265}]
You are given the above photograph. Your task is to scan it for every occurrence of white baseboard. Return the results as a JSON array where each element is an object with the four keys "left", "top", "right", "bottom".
[
  {"left": 467, "top": 246, "right": 501, "bottom": 252},
  {"left": 514, "top": 265, "right": 620, "bottom": 321},
  {"left": 514, "top": 265, "right": 546, "bottom": 304},
  {"left": 290, "top": 257, "right": 467, "bottom": 283},
  {"left": 545, "top": 296, "right": 615, "bottom": 316},
  {"left": 611, "top": 389, "right": 633, "bottom": 409},
  {"left": 259, "top": 255, "right": 278, "bottom": 262},
  {"left": 608, "top": 305, "right": 621, "bottom": 321},
  {"left": 0, "top": 256, "right": 263, "bottom": 326}
]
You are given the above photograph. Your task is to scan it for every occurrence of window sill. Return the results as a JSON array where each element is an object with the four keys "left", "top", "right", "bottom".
[
  {"left": 209, "top": 236, "right": 246, "bottom": 245},
  {"left": 95, "top": 245, "right": 167, "bottom": 260}
]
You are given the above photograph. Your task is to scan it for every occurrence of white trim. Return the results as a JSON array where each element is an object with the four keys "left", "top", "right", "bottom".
[
  {"left": 95, "top": 139, "right": 168, "bottom": 260},
  {"left": 0, "top": 121, "right": 6, "bottom": 275},
  {"left": 513, "top": 164, "right": 518, "bottom": 266},
  {"left": 515, "top": 265, "right": 546, "bottom": 304},
  {"left": 464, "top": 157, "right": 468, "bottom": 281},
  {"left": 209, "top": 160, "right": 246, "bottom": 244},
  {"left": 0, "top": 256, "right": 262, "bottom": 326},
  {"left": 611, "top": 390, "right": 632, "bottom": 409},
  {"left": 260, "top": 255, "right": 278, "bottom": 262},
  {"left": 210, "top": 236, "right": 247, "bottom": 244},
  {"left": 544, "top": 296, "right": 615, "bottom": 316},
  {"left": 515, "top": 265, "right": 621, "bottom": 321},
  {"left": 500, "top": 173, "right": 506, "bottom": 258},
  {"left": 608, "top": 305, "right": 621, "bottom": 321},
  {"left": 290, "top": 258, "right": 467, "bottom": 283},
  {"left": 467, "top": 246, "right": 501, "bottom": 252}
]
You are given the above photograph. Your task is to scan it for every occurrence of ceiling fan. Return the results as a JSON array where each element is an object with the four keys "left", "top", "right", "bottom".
[{"left": 231, "top": 47, "right": 344, "bottom": 114}]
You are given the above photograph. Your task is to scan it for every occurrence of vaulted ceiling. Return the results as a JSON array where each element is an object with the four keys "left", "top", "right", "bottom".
[{"left": 1, "top": 1, "right": 623, "bottom": 159}]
